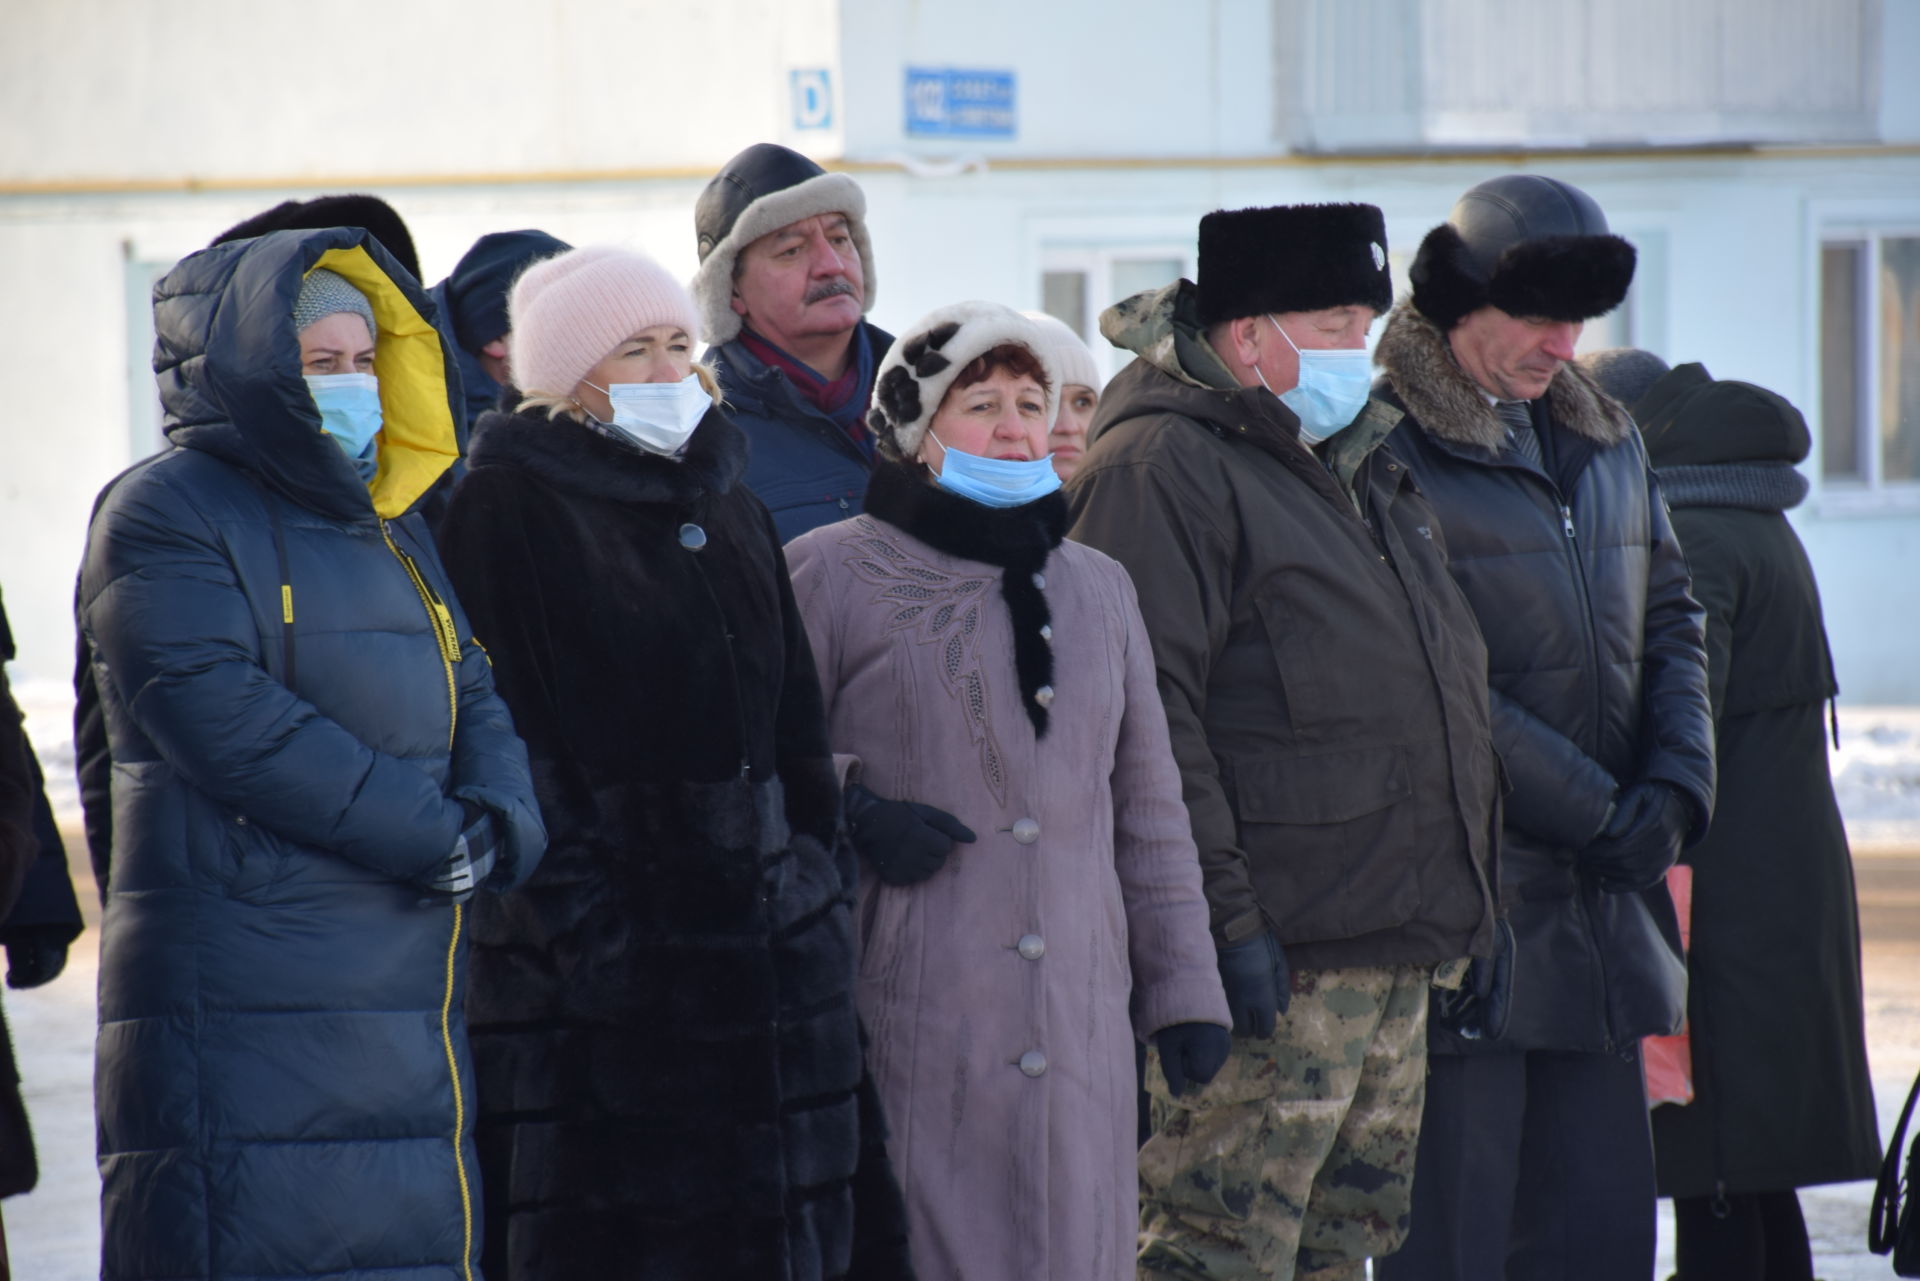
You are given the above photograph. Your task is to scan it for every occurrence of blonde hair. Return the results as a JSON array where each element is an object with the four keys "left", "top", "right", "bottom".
[{"left": 516, "top": 361, "right": 724, "bottom": 422}]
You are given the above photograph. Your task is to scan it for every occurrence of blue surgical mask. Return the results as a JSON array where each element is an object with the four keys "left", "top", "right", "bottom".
[
  {"left": 929, "top": 431, "right": 1062, "bottom": 508},
  {"left": 588, "top": 373, "right": 712, "bottom": 458},
  {"left": 1256, "top": 316, "right": 1374, "bottom": 445},
  {"left": 305, "top": 372, "right": 384, "bottom": 465}
]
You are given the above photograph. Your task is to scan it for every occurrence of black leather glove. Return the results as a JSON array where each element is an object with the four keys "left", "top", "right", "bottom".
[
  {"left": 1433, "top": 917, "right": 1515, "bottom": 1042},
  {"left": 1154, "top": 1021, "right": 1232, "bottom": 1096},
  {"left": 5, "top": 925, "right": 70, "bottom": 989},
  {"left": 1580, "top": 780, "right": 1689, "bottom": 893},
  {"left": 417, "top": 807, "right": 500, "bottom": 906},
  {"left": 1216, "top": 930, "right": 1290, "bottom": 1038},
  {"left": 844, "top": 783, "right": 976, "bottom": 886}
]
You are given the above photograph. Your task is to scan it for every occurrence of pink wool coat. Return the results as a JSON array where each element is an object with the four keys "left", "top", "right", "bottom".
[{"left": 786, "top": 510, "right": 1229, "bottom": 1281}]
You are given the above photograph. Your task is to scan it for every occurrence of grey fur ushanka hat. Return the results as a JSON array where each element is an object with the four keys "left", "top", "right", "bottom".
[
  {"left": 868, "top": 302, "right": 1059, "bottom": 461},
  {"left": 689, "top": 143, "right": 876, "bottom": 347}
]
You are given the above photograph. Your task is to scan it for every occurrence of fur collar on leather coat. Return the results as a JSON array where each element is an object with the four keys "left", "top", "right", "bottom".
[{"left": 1374, "top": 302, "right": 1632, "bottom": 451}]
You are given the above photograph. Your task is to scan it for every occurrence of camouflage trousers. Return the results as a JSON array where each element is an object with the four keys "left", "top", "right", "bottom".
[{"left": 1137, "top": 962, "right": 1452, "bottom": 1281}]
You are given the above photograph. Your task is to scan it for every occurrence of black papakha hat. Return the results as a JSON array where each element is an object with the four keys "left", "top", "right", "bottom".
[
  {"left": 1410, "top": 174, "right": 1636, "bottom": 330},
  {"left": 1195, "top": 203, "right": 1392, "bottom": 326}
]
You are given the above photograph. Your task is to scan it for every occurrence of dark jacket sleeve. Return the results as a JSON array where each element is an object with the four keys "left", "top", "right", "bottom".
[
  {"left": 761, "top": 503, "right": 843, "bottom": 861},
  {"left": 82, "top": 476, "right": 467, "bottom": 880},
  {"left": 1636, "top": 471, "right": 1717, "bottom": 840},
  {"left": 73, "top": 628, "right": 113, "bottom": 900},
  {"left": 1488, "top": 686, "right": 1620, "bottom": 851},
  {"left": 0, "top": 664, "right": 36, "bottom": 920},
  {"left": 1068, "top": 446, "right": 1256, "bottom": 944},
  {"left": 440, "top": 561, "right": 548, "bottom": 892}
]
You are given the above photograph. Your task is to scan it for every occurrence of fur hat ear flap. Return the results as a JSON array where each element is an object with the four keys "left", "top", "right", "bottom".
[
  {"left": 1408, "top": 223, "right": 1490, "bottom": 331},
  {"left": 1486, "top": 235, "right": 1637, "bottom": 325}
]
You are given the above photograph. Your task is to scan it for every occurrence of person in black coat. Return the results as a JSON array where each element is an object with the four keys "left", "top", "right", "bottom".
[
  {"left": 427, "top": 228, "right": 572, "bottom": 431},
  {"left": 1370, "top": 176, "right": 1716, "bottom": 1281},
  {"left": 1585, "top": 352, "right": 1882, "bottom": 1281},
  {"left": 435, "top": 245, "right": 912, "bottom": 1281},
  {"left": 75, "top": 226, "right": 547, "bottom": 1281}
]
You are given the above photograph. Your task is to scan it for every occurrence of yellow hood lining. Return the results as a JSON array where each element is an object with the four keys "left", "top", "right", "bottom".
[{"left": 310, "top": 246, "right": 458, "bottom": 519}]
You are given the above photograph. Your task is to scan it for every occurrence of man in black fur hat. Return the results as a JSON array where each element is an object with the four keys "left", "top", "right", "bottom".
[
  {"left": 1371, "top": 175, "right": 1715, "bottom": 1281},
  {"left": 1068, "top": 204, "right": 1503, "bottom": 1281}
]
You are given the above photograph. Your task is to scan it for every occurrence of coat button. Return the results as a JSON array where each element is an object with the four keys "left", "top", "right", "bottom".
[
  {"left": 1019, "top": 1050, "right": 1048, "bottom": 1077},
  {"left": 234, "top": 815, "right": 248, "bottom": 826},
  {"left": 1031, "top": 572, "right": 1046, "bottom": 589},
  {"left": 678, "top": 523, "right": 707, "bottom": 551},
  {"left": 1017, "top": 934, "right": 1045, "bottom": 960},
  {"left": 1011, "top": 818, "right": 1040, "bottom": 844},
  {"left": 1039, "top": 624, "right": 1052, "bottom": 642},
  {"left": 1033, "top": 685, "right": 1054, "bottom": 709}
]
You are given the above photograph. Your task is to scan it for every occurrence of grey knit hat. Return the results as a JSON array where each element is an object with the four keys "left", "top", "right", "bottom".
[
  {"left": 1578, "top": 347, "right": 1671, "bottom": 412},
  {"left": 293, "top": 268, "right": 377, "bottom": 340}
]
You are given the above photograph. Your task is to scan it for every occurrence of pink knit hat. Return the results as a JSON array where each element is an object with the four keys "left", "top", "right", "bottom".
[{"left": 507, "top": 245, "right": 700, "bottom": 397}]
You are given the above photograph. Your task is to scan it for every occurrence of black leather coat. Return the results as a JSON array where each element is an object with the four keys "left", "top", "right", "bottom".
[{"left": 1375, "top": 305, "right": 1715, "bottom": 1053}]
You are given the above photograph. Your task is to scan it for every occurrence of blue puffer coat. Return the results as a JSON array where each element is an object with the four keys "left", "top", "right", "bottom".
[
  {"left": 76, "top": 226, "right": 546, "bottom": 1281},
  {"left": 708, "top": 321, "right": 891, "bottom": 543}
]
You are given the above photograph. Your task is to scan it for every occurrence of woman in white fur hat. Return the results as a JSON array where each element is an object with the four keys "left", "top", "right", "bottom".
[
  {"left": 1020, "top": 309, "right": 1107, "bottom": 482},
  {"left": 784, "top": 300, "right": 1229, "bottom": 1281}
]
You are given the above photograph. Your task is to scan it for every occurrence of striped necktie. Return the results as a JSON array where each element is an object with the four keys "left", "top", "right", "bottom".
[{"left": 1498, "top": 399, "right": 1541, "bottom": 467}]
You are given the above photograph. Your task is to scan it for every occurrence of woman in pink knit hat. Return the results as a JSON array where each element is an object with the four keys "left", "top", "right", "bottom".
[{"left": 434, "top": 245, "right": 912, "bottom": 1281}]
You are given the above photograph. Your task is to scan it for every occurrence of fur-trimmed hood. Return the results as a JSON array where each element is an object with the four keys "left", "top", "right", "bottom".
[
  {"left": 466, "top": 402, "right": 749, "bottom": 506},
  {"left": 1373, "top": 302, "right": 1632, "bottom": 452}
]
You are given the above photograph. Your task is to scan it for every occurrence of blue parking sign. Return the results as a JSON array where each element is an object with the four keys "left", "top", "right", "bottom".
[
  {"left": 904, "top": 68, "right": 1016, "bottom": 139},
  {"left": 791, "top": 69, "right": 834, "bottom": 131}
]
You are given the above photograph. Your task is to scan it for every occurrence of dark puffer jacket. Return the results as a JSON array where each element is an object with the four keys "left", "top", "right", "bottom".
[
  {"left": 1635, "top": 365, "right": 1880, "bottom": 1198},
  {"left": 1374, "top": 304, "right": 1715, "bottom": 1053},
  {"left": 1067, "top": 282, "right": 1500, "bottom": 971},
  {"left": 435, "top": 404, "right": 912, "bottom": 1280},
  {"left": 708, "top": 321, "right": 891, "bottom": 542},
  {"left": 76, "top": 227, "right": 546, "bottom": 1281}
]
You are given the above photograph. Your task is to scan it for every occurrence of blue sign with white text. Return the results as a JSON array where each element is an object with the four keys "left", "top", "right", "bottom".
[{"left": 904, "top": 68, "right": 1017, "bottom": 139}]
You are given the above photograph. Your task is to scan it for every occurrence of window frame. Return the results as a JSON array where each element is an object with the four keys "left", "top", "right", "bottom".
[
  {"left": 1033, "top": 224, "right": 1196, "bottom": 381},
  {"left": 1815, "top": 218, "right": 1920, "bottom": 516}
]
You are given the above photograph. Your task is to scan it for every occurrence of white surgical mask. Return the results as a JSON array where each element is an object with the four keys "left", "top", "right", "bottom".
[
  {"left": 1255, "top": 317, "right": 1374, "bottom": 445},
  {"left": 587, "top": 373, "right": 712, "bottom": 458}
]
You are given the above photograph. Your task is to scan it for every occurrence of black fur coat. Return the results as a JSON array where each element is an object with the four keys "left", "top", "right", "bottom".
[{"left": 436, "top": 404, "right": 911, "bottom": 1280}]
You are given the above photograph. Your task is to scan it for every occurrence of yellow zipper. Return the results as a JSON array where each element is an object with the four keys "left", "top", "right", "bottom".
[
  {"left": 439, "top": 902, "right": 474, "bottom": 1281},
  {"left": 382, "top": 520, "right": 460, "bottom": 748}
]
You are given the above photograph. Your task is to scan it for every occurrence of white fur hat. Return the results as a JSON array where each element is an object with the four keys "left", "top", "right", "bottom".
[
  {"left": 1018, "top": 310, "right": 1103, "bottom": 395},
  {"left": 867, "top": 301, "right": 1059, "bottom": 461}
]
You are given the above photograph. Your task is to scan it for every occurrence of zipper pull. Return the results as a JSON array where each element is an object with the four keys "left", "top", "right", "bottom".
[{"left": 1560, "top": 504, "right": 1576, "bottom": 539}]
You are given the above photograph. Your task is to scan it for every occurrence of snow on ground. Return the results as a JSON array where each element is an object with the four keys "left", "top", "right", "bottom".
[{"left": 7, "top": 693, "right": 1920, "bottom": 1277}]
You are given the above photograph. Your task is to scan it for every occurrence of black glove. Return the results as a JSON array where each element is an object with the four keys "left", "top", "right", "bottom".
[
  {"left": 5, "top": 925, "right": 70, "bottom": 989},
  {"left": 1580, "top": 780, "right": 1689, "bottom": 893},
  {"left": 417, "top": 807, "right": 500, "bottom": 906},
  {"left": 1154, "top": 1021, "right": 1232, "bottom": 1097},
  {"left": 1433, "top": 917, "right": 1515, "bottom": 1042},
  {"left": 1216, "top": 930, "right": 1290, "bottom": 1039},
  {"left": 844, "top": 783, "right": 976, "bottom": 886}
]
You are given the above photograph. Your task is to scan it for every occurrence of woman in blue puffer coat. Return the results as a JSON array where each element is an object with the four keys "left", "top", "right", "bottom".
[{"left": 75, "top": 225, "right": 546, "bottom": 1281}]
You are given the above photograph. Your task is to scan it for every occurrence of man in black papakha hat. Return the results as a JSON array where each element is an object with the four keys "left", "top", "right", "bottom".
[
  {"left": 1371, "top": 175, "right": 1715, "bottom": 1281},
  {"left": 1067, "top": 204, "right": 1504, "bottom": 1281}
]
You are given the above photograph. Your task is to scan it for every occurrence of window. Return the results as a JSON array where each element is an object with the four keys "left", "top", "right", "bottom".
[
  {"left": 1821, "top": 232, "right": 1920, "bottom": 490},
  {"left": 1037, "top": 247, "right": 1191, "bottom": 379}
]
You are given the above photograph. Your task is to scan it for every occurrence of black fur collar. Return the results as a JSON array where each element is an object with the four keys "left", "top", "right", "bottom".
[
  {"left": 1375, "top": 302, "right": 1631, "bottom": 452},
  {"left": 467, "top": 404, "right": 749, "bottom": 506},
  {"left": 864, "top": 458, "right": 1065, "bottom": 736}
]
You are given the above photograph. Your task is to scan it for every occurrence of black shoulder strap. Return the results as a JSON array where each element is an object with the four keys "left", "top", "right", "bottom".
[{"left": 1870, "top": 1065, "right": 1920, "bottom": 1257}]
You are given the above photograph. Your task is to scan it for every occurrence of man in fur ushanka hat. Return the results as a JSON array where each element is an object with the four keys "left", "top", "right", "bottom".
[
  {"left": 1371, "top": 177, "right": 1715, "bottom": 1281},
  {"left": 690, "top": 143, "right": 889, "bottom": 542},
  {"left": 1067, "top": 202, "right": 1503, "bottom": 1281}
]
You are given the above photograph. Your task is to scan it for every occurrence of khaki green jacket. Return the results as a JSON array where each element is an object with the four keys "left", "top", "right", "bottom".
[{"left": 1066, "top": 282, "right": 1500, "bottom": 969}]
